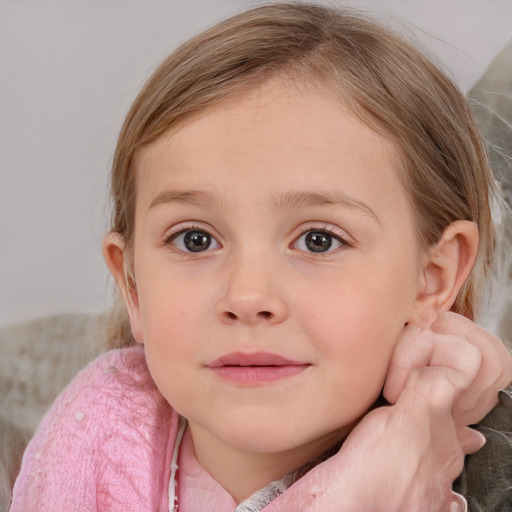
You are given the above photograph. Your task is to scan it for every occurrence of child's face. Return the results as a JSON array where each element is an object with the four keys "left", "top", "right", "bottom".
[{"left": 130, "top": 80, "right": 425, "bottom": 459}]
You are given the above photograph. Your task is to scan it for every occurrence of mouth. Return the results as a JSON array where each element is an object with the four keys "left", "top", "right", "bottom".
[{"left": 206, "top": 351, "right": 311, "bottom": 385}]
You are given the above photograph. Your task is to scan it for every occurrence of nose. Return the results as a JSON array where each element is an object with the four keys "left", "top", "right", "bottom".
[{"left": 215, "top": 253, "right": 288, "bottom": 326}]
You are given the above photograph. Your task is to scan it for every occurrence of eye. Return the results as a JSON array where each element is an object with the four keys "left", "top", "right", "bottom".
[
  {"left": 293, "top": 229, "right": 347, "bottom": 253},
  {"left": 167, "top": 229, "right": 221, "bottom": 253}
]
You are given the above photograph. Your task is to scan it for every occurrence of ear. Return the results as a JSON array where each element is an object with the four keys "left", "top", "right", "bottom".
[
  {"left": 407, "top": 221, "right": 479, "bottom": 326},
  {"left": 102, "top": 232, "right": 144, "bottom": 344}
]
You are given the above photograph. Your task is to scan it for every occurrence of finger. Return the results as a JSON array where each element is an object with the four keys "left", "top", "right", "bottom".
[
  {"left": 386, "top": 312, "right": 512, "bottom": 425},
  {"left": 432, "top": 313, "right": 512, "bottom": 390},
  {"left": 396, "top": 367, "right": 458, "bottom": 421},
  {"left": 384, "top": 324, "right": 433, "bottom": 404},
  {"left": 447, "top": 492, "right": 468, "bottom": 512},
  {"left": 454, "top": 376, "right": 500, "bottom": 425},
  {"left": 428, "top": 335, "right": 481, "bottom": 390},
  {"left": 456, "top": 425, "right": 486, "bottom": 455},
  {"left": 384, "top": 326, "right": 482, "bottom": 405},
  {"left": 432, "top": 313, "right": 512, "bottom": 423}
]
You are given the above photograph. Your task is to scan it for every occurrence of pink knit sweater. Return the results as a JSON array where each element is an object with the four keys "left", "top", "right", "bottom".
[{"left": 10, "top": 348, "right": 177, "bottom": 511}]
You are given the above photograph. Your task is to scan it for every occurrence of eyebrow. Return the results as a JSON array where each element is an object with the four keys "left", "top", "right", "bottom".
[
  {"left": 148, "top": 189, "right": 227, "bottom": 210},
  {"left": 271, "top": 190, "right": 379, "bottom": 223},
  {"left": 148, "top": 188, "right": 379, "bottom": 223}
]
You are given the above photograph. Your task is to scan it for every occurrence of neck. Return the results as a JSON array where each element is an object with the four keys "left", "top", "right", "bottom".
[{"left": 188, "top": 423, "right": 348, "bottom": 504}]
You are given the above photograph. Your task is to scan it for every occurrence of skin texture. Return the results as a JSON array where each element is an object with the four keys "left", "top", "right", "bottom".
[{"left": 103, "top": 80, "right": 508, "bottom": 507}]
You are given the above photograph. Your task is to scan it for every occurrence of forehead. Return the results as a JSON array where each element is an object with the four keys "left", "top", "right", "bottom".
[{"left": 133, "top": 80, "right": 411, "bottom": 223}]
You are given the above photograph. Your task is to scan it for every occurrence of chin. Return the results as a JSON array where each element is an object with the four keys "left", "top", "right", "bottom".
[
  {"left": 226, "top": 430, "right": 304, "bottom": 454},
  {"left": 212, "top": 411, "right": 348, "bottom": 456}
]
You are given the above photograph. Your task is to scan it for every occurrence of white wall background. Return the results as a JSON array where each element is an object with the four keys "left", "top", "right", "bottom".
[{"left": 1, "top": 0, "right": 512, "bottom": 326}]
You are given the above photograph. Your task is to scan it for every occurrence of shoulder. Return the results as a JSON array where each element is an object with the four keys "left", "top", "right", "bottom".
[
  {"left": 455, "top": 387, "right": 512, "bottom": 511},
  {"left": 36, "top": 347, "right": 162, "bottom": 431},
  {"left": 61, "top": 346, "right": 159, "bottom": 414},
  {"left": 11, "top": 347, "right": 179, "bottom": 511}
]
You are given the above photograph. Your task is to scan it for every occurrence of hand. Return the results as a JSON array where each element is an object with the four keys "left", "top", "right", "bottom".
[
  {"left": 384, "top": 312, "right": 512, "bottom": 426},
  {"left": 270, "top": 314, "right": 511, "bottom": 511},
  {"left": 271, "top": 364, "right": 483, "bottom": 511}
]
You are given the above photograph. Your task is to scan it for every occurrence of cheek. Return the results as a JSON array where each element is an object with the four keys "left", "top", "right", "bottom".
[
  {"left": 134, "top": 270, "right": 210, "bottom": 391},
  {"left": 298, "top": 271, "right": 411, "bottom": 376},
  {"left": 136, "top": 256, "right": 208, "bottom": 329},
  {"left": 301, "top": 294, "right": 403, "bottom": 422},
  {"left": 139, "top": 283, "right": 207, "bottom": 410}
]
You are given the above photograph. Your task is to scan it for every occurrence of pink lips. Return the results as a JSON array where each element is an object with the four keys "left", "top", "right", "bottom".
[{"left": 207, "top": 351, "right": 310, "bottom": 385}]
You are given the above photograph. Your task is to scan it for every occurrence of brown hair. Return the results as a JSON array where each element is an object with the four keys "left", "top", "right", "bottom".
[{"left": 106, "top": 2, "right": 495, "bottom": 348}]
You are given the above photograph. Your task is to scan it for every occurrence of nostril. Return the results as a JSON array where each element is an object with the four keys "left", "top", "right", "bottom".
[{"left": 221, "top": 310, "right": 274, "bottom": 322}]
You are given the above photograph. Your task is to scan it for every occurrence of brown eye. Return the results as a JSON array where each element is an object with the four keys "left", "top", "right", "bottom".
[
  {"left": 184, "top": 231, "right": 211, "bottom": 252},
  {"left": 305, "top": 232, "right": 332, "bottom": 252},
  {"left": 293, "top": 230, "right": 347, "bottom": 253},
  {"left": 169, "top": 229, "right": 220, "bottom": 253}
]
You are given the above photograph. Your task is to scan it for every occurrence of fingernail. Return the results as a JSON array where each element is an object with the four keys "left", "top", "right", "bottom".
[
  {"left": 475, "top": 431, "right": 486, "bottom": 449},
  {"left": 451, "top": 493, "right": 468, "bottom": 512}
]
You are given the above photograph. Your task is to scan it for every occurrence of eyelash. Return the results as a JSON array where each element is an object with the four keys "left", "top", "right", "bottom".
[
  {"left": 164, "top": 224, "right": 221, "bottom": 254},
  {"left": 163, "top": 224, "right": 351, "bottom": 254},
  {"left": 292, "top": 225, "right": 351, "bottom": 254}
]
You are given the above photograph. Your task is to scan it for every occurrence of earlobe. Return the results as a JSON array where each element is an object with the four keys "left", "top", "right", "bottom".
[
  {"left": 102, "top": 232, "right": 144, "bottom": 344},
  {"left": 408, "top": 221, "right": 479, "bottom": 326}
]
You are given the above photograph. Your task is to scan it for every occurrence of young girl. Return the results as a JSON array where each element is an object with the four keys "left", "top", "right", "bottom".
[{"left": 10, "top": 3, "right": 512, "bottom": 511}]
